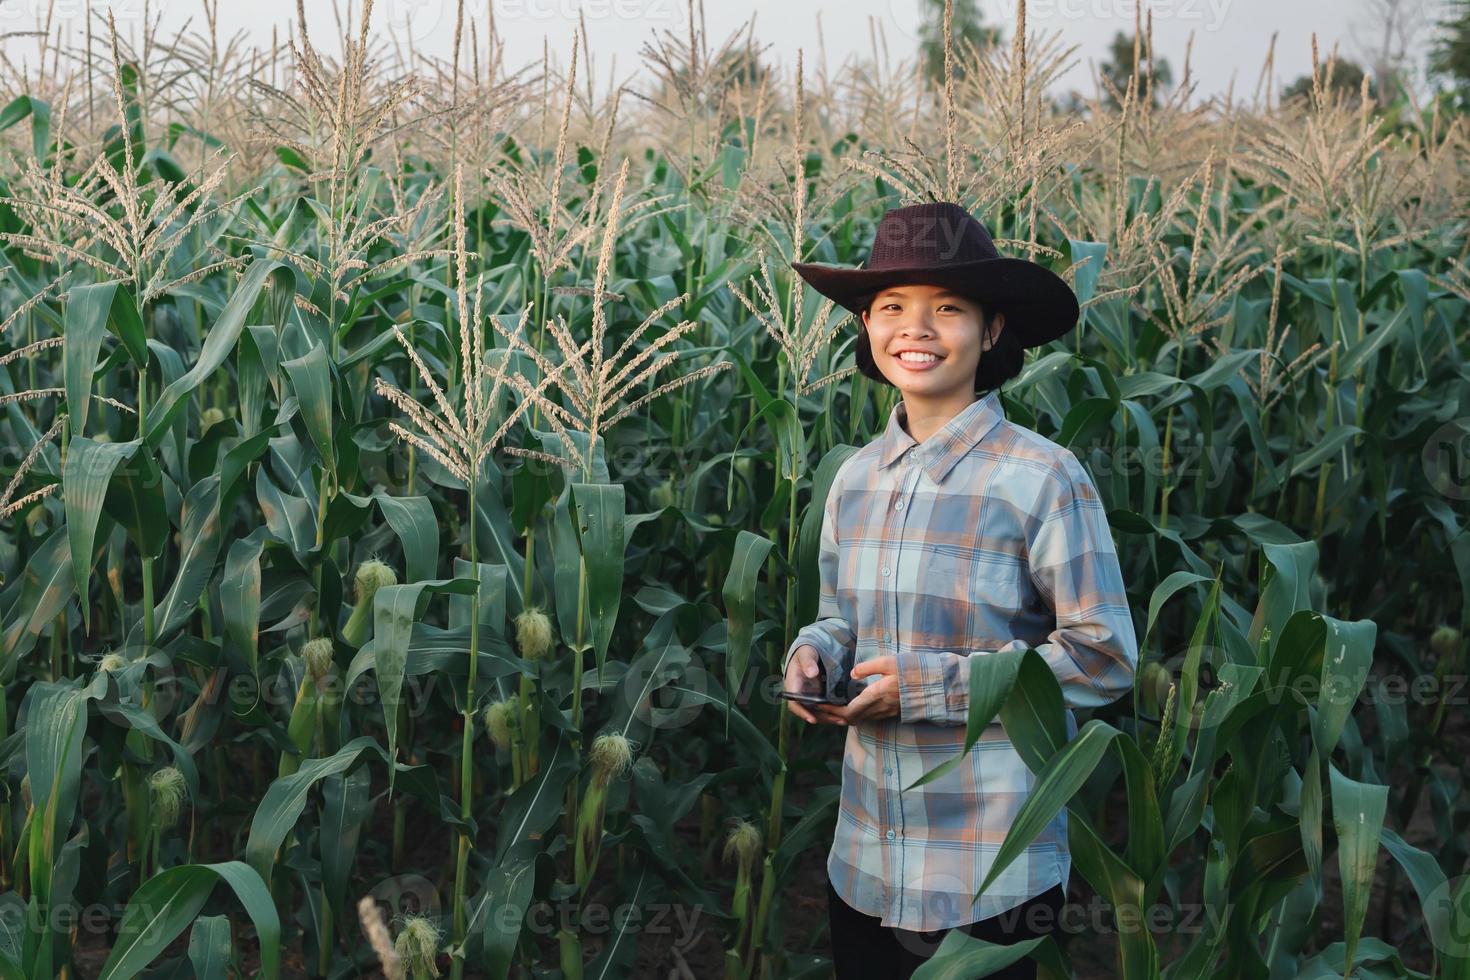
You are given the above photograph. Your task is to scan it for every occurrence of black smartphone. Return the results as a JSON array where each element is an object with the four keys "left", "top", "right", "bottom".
[{"left": 778, "top": 689, "right": 854, "bottom": 706}]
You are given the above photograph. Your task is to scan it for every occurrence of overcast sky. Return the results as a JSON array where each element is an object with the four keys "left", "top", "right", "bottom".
[{"left": 1, "top": 0, "right": 1453, "bottom": 107}]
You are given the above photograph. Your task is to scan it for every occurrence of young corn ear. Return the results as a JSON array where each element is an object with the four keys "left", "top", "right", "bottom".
[
  {"left": 723, "top": 818, "right": 762, "bottom": 974},
  {"left": 144, "top": 765, "right": 190, "bottom": 877},
  {"left": 341, "top": 559, "right": 398, "bottom": 647},
  {"left": 1431, "top": 625, "right": 1460, "bottom": 659},
  {"left": 513, "top": 606, "right": 553, "bottom": 777},
  {"left": 393, "top": 913, "right": 442, "bottom": 980},
  {"left": 513, "top": 606, "right": 554, "bottom": 660},
  {"left": 574, "top": 732, "right": 634, "bottom": 890},
  {"left": 147, "top": 766, "right": 188, "bottom": 830},
  {"left": 279, "top": 638, "right": 333, "bottom": 778},
  {"left": 558, "top": 925, "right": 583, "bottom": 980},
  {"left": 482, "top": 696, "right": 525, "bottom": 787}
]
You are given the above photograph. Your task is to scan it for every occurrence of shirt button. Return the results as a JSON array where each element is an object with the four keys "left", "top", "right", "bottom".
[
  {"left": 883, "top": 631, "right": 891, "bottom": 642},
  {"left": 886, "top": 830, "right": 896, "bottom": 840},
  {"left": 881, "top": 566, "right": 890, "bottom": 577},
  {"left": 885, "top": 766, "right": 893, "bottom": 775},
  {"left": 894, "top": 501, "right": 903, "bottom": 511}
]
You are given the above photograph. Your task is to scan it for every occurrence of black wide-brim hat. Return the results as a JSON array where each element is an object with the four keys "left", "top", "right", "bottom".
[{"left": 791, "top": 201, "right": 1079, "bottom": 349}]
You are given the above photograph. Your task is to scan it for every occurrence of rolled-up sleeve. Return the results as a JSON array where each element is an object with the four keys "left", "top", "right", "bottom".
[
  {"left": 897, "top": 451, "right": 1138, "bottom": 725},
  {"left": 783, "top": 464, "right": 856, "bottom": 680}
]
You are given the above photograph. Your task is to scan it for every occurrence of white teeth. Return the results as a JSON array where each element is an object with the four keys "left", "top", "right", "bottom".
[{"left": 897, "top": 352, "right": 939, "bottom": 363}]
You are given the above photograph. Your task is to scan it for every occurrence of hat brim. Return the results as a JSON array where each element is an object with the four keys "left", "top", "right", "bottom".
[{"left": 790, "top": 257, "right": 1079, "bottom": 348}]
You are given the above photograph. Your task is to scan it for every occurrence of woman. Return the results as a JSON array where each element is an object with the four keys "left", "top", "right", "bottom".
[{"left": 782, "top": 202, "right": 1139, "bottom": 979}]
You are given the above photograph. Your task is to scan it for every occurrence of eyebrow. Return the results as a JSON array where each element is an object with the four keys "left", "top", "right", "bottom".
[{"left": 875, "top": 290, "right": 968, "bottom": 300}]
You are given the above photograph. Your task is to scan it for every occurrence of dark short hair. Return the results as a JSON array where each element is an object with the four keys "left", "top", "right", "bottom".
[{"left": 852, "top": 288, "right": 1023, "bottom": 394}]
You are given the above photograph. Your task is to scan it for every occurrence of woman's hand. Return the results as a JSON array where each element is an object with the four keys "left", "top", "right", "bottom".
[
  {"left": 817, "top": 656, "right": 900, "bottom": 725},
  {"left": 784, "top": 645, "right": 843, "bottom": 725}
]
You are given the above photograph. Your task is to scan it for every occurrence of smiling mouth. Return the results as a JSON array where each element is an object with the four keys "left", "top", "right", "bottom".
[{"left": 892, "top": 351, "right": 945, "bottom": 367}]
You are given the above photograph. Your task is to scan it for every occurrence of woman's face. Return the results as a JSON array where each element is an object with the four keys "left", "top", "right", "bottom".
[{"left": 860, "top": 283, "right": 1003, "bottom": 400}]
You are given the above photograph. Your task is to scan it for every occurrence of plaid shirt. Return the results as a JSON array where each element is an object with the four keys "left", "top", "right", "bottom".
[{"left": 783, "top": 389, "right": 1138, "bottom": 931}]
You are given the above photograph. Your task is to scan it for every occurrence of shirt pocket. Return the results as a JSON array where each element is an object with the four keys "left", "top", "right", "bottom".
[
  {"left": 921, "top": 550, "right": 1025, "bottom": 645},
  {"left": 968, "top": 558, "right": 1025, "bottom": 617}
]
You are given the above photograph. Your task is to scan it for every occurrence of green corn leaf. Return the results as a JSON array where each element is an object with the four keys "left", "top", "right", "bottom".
[
  {"left": 319, "top": 767, "right": 373, "bottom": 939},
  {"left": 245, "top": 736, "right": 380, "bottom": 885},
  {"left": 24, "top": 683, "right": 89, "bottom": 878},
  {"left": 1327, "top": 762, "right": 1389, "bottom": 974},
  {"left": 1339, "top": 306, "right": 1410, "bottom": 377},
  {"left": 1286, "top": 425, "right": 1363, "bottom": 480},
  {"left": 1311, "top": 614, "right": 1376, "bottom": 757},
  {"left": 1395, "top": 268, "right": 1430, "bottom": 377},
  {"left": 101, "top": 441, "right": 168, "bottom": 561},
  {"left": 734, "top": 396, "right": 805, "bottom": 483},
  {"left": 904, "top": 647, "right": 1027, "bottom": 792},
  {"left": 63, "top": 281, "right": 139, "bottom": 438},
  {"left": 1057, "top": 396, "right": 1114, "bottom": 447},
  {"left": 371, "top": 578, "right": 480, "bottom": 793},
  {"left": 1249, "top": 541, "right": 1318, "bottom": 653},
  {"left": 550, "top": 481, "right": 590, "bottom": 662},
  {"left": 1379, "top": 826, "right": 1450, "bottom": 944},
  {"left": 255, "top": 464, "right": 314, "bottom": 560},
  {"left": 976, "top": 719, "right": 1115, "bottom": 898},
  {"left": 1299, "top": 749, "right": 1323, "bottom": 890},
  {"left": 913, "top": 923, "right": 1074, "bottom": 980},
  {"left": 0, "top": 525, "right": 74, "bottom": 670},
  {"left": 186, "top": 915, "right": 233, "bottom": 980},
  {"left": 1140, "top": 570, "right": 1212, "bottom": 653},
  {"left": 1069, "top": 809, "right": 1162, "bottom": 978},
  {"left": 494, "top": 732, "right": 579, "bottom": 865},
  {"left": 62, "top": 436, "right": 138, "bottom": 633},
  {"left": 584, "top": 866, "right": 649, "bottom": 980},
  {"left": 221, "top": 526, "right": 273, "bottom": 675},
  {"left": 330, "top": 489, "right": 440, "bottom": 584},
  {"left": 281, "top": 341, "right": 335, "bottom": 476},
  {"left": 796, "top": 445, "right": 858, "bottom": 629},
  {"left": 239, "top": 325, "right": 282, "bottom": 440},
  {"left": 721, "top": 530, "right": 773, "bottom": 737},
  {"left": 0, "top": 93, "right": 52, "bottom": 158},
  {"left": 146, "top": 473, "right": 222, "bottom": 642},
  {"left": 569, "top": 482, "right": 627, "bottom": 688},
  {"left": 1065, "top": 239, "right": 1108, "bottom": 307},
  {"left": 97, "top": 861, "right": 280, "bottom": 980},
  {"left": 144, "top": 258, "right": 295, "bottom": 448},
  {"left": 347, "top": 623, "right": 519, "bottom": 687},
  {"left": 475, "top": 842, "right": 538, "bottom": 980},
  {"left": 97, "top": 698, "right": 201, "bottom": 804}
]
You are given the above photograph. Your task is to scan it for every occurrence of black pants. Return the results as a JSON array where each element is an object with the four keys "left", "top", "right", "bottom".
[{"left": 826, "top": 878, "right": 1066, "bottom": 979}]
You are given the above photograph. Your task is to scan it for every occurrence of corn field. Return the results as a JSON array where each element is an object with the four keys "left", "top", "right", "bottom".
[{"left": 1, "top": 0, "right": 1468, "bottom": 976}]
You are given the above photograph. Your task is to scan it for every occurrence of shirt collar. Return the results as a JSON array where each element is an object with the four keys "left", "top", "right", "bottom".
[{"left": 878, "top": 389, "right": 1005, "bottom": 484}]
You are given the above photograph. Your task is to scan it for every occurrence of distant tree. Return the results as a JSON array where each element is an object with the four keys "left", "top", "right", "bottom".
[
  {"left": 1346, "top": 0, "right": 1434, "bottom": 105},
  {"left": 917, "top": 0, "right": 1001, "bottom": 86},
  {"left": 1097, "top": 30, "right": 1173, "bottom": 110},
  {"left": 1281, "top": 57, "right": 1378, "bottom": 105},
  {"left": 1428, "top": 0, "right": 1470, "bottom": 97},
  {"left": 1049, "top": 90, "right": 1090, "bottom": 116}
]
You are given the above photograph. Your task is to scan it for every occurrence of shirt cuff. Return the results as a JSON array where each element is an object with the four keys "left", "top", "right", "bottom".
[{"left": 897, "top": 651, "right": 954, "bottom": 725}]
